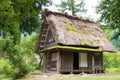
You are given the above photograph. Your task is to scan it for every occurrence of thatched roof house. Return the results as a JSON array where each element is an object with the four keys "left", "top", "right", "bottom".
[{"left": 35, "top": 9, "right": 116, "bottom": 74}]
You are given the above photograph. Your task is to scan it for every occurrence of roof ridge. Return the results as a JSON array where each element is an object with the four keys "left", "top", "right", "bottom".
[{"left": 42, "top": 8, "right": 96, "bottom": 24}]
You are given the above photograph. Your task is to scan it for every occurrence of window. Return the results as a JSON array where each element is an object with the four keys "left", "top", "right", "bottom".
[
  {"left": 51, "top": 52, "right": 58, "bottom": 70},
  {"left": 79, "top": 53, "right": 88, "bottom": 67}
]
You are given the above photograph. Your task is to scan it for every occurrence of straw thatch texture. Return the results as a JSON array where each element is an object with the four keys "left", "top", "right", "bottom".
[{"left": 36, "top": 10, "right": 116, "bottom": 52}]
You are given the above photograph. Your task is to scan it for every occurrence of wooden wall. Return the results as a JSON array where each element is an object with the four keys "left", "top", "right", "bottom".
[
  {"left": 45, "top": 29, "right": 56, "bottom": 48},
  {"left": 43, "top": 50, "right": 103, "bottom": 73},
  {"left": 60, "top": 50, "right": 73, "bottom": 71},
  {"left": 43, "top": 51, "right": 60, "bottom": 73}
]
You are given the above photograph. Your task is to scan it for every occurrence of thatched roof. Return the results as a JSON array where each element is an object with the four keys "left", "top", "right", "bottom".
[{"left": 35, "top": 9, "right": 116, "bottom": 53}]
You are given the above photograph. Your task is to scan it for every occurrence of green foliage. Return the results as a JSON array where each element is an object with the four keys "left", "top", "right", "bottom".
[
  {"left": 0, "top": 0, "right": 51, "bottom": 39},
  {"left": 97, "top": 0, "right": 120, "bottom": 51},
  {"left": 111, "top": 39, "right": 120, "bottom": 51},
  {"left": 0, "top": 58, "right": 16, "bottom": 79},
  {"left": 0, "top": 0, "right": 51, "bottom": 79},
  {"left": 0, "top": 34, "right": 38, "bottom": 79},
  {"left": 103, "top": 52, "right": 120, "bottom": 69},
  {"left": 99, "top": 25, "right": 120, "bottom": 51},
  {"left": 102, "top": 27, "right": 112, "bottom": 41},
  {"left": 56, "top": 0, "right": 87, "bottom": 16},
  {"left": 106, "top": 68, "right": 120, "bottom": 73},
  {"left": 96, "top": 0, "right": 120, "bottom": 39}
]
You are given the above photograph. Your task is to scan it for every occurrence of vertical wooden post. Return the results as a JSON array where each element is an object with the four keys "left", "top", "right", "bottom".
[
  {"left": 92, "top": 55, "right": 95, "bottom": 74},
  {"left": 57, "top": 51, "right": 60, "bottom": 73},
  {"left": 71, "top": 52, "right": 73, "bottom": 73},
  {"left": 101, "top": 52, "right": 103, "bottom": 73},
  {"left": 59, "top": 51, "right": 61, "bottom": 73},
  {"left": 43, "top": 53, "right": 46, "bottom": 73}
]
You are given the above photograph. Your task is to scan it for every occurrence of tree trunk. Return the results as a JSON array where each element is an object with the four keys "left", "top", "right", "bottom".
[
  {"left": 9, "top": 27, "right": 21, "bottom": 45},
  {"left": 2, "top": 31, "right": 7, "bottom": 38},
  {"left": 37, "top": 53, "right": 43, "bottom": 70},
  {"left": 71, "top": 0, "right": 75, "bottom": 16},
  {"left": 0, "top": 30, "right": 7, "bottom": 57}
]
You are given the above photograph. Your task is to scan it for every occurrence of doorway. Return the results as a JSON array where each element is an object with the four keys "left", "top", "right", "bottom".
[{"left": 73, "top": 52, "right": 79, "bottom": 70}]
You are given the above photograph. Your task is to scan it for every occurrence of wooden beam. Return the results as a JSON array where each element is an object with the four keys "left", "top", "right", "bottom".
[
  {"left": 101, "top": 52, "right": 104, "bottom": 73},
  {"left": 40, "top": 46, "right": 102, "bottom": 53},
  {"left": 57, "top": 51, "right": 60, "bottom": 73},
  {"left": 43, "top": 53, "right": 46, "bottom": 73},
  {"left": 92, "top": 55, "right": 95, "bottom": 74}
]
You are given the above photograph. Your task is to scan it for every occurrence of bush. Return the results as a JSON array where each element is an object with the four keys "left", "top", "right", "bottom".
[
  {"left": 0, "top": 34, "right": 38, "bottom": 79},
  {"left": 0, "top": 58, "right": 16, "bottom": 79},
  {"left": 7, "top": 39, "right": 36, "bottom": 79},
  {"left": 103, "top": 52, "right": 120, "bottom": 69},
  {"left": 106, "top": 68, "right": 120, "bottom": 73}
]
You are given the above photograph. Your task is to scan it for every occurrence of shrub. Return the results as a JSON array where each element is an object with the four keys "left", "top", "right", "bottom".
[
  {"left": 103, "top": 52, "right": 120, "bottom": 69},
  {"left": 0, "top": 58, "right": 16, "bottom": 79},
  {"left": 0, "top": 34, "right": 37, "bottom": 79},
  {"left": 106, "top": 68, "right": 120, "bottom": 73}
]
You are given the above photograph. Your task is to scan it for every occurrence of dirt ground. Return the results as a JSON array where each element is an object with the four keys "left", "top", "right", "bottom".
[{"left": 21, "top": 73, "right": 120, "bottom": 80}]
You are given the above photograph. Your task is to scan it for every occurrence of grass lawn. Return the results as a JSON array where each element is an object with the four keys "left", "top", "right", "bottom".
[{"left": 56, "top": 75, "right": 120, "bottom": 80}]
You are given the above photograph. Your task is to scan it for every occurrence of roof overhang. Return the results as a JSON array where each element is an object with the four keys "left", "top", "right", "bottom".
[{"left": 39, "top": 46, "right": 102, "bottom": 53}]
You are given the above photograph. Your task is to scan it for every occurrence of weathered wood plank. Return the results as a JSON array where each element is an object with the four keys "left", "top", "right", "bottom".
[
  {"left": 57, "top": 51, "right": 60, "bottom": 73},
  {"left": 43, "top": 53, "right": 46, "bottom": 73},
  {"left": 92, "top": 54, "right": 95, "bottom": 73},
  {"left": 61, "top": 50, "right": 73, "bottom": 71}
]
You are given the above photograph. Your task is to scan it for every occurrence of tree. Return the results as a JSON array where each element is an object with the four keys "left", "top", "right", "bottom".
[
  {"left": 0, "top": 0, "right": 51, "bottom": 79},
  {"left": 0, "top": 0, "right": 14, "bottom": 38},
  {"left": 56, "top": 0, "right": 87, "bottom": 16},
  {"left": 0, "top": 0, "right": 51, "bottom": 44},
  {"left": 96, "top": 0, "right": 120, "bottom": 39},
  {"left": 0, "top": 34, "right": 38, "bottom": 79}
]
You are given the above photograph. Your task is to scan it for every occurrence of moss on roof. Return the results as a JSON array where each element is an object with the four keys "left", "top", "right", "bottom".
[
  {"left": 65, "top": 19, "right": 76, "bottom": 32},
  {"left": 35, "top": 10, "right": 116, "bottom": 53},
  {"left": 40, "top": 46, "right": 101, "bottom": 53}
]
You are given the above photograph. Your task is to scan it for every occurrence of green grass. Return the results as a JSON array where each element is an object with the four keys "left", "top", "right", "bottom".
[
  {"left": 106, "top": 68, "right": 120, "bottom": 73},
  {"left": 56, "top": 75, "right": 120, "bottom": 80}
]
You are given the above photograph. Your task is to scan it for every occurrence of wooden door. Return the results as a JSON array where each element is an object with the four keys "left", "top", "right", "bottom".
[{"left": 61, "top": 51, "right": 73, "bottom": 70}]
